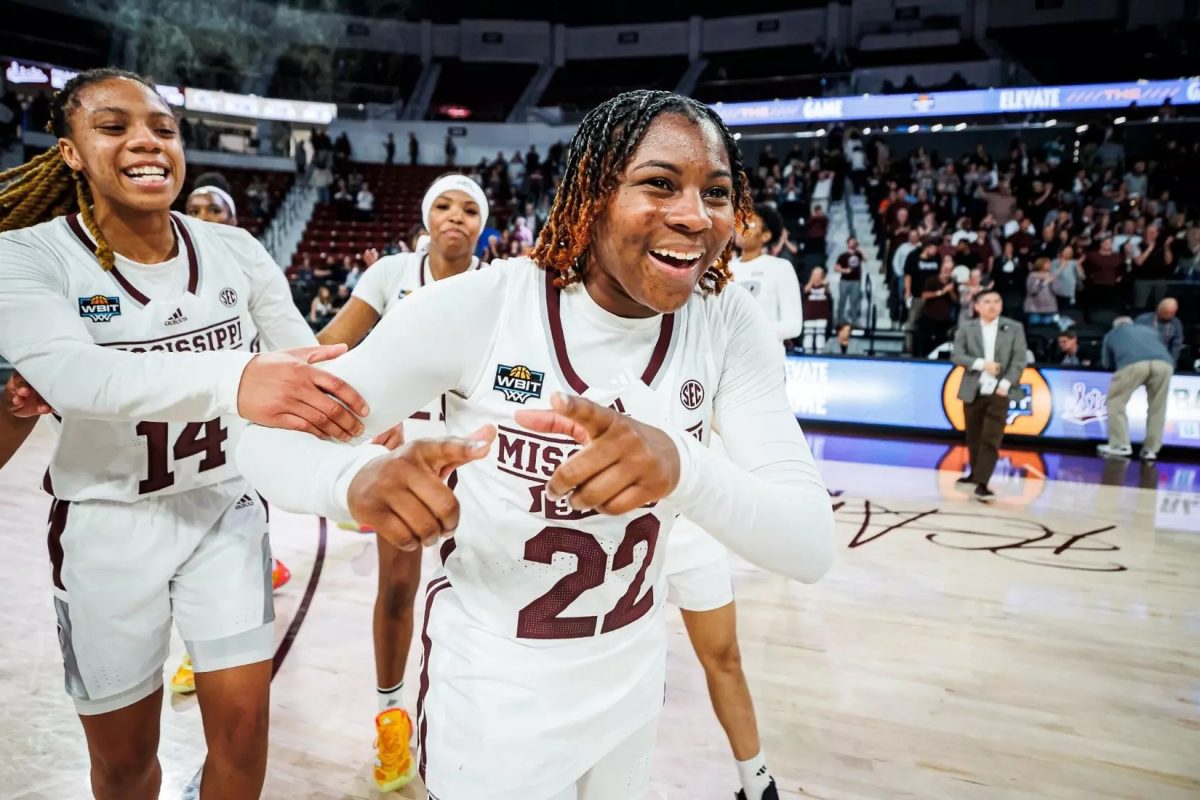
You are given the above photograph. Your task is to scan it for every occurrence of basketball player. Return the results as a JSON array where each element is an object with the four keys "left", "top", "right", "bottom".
[
  {"left": 731, "top": 203, "right": 804, "bottom": 346},
  {"left": 315, "top": 173, "right": 487, "bottom": 792},
  {"left": 240, "top": 90, "right": 835, "bottom": 800},
  {"left": 0, "top": 68, "right": 372, "bottom": 800}
]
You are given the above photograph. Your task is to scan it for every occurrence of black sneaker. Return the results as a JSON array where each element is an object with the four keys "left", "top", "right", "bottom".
[
  {"left": 973, "top": 485, "right": 995, "bottom": 503},
  {"left": 954, "top": 475, "right": 976, "bottom": 490},
  {"left": 736, "top": 778, "right": 779, "bottom": 800}
]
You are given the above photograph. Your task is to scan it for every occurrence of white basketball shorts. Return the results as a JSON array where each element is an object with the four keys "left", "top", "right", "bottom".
[
  {"left": 47, "top": 478, "right": 275, "bottom": 715},
  {"left": 663, "top": 517, "right": 735, "bottom": 613},
  {"left": 417, "top": 576, "right": 666, "bottom": 800}
]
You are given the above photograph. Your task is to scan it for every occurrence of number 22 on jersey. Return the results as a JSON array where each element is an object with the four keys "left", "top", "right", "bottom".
[{"left": 517, "top": 512, "right": 660, "bottom": 640}]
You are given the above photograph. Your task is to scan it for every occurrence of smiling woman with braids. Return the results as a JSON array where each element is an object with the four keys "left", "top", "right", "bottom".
[
  {"left": 0, "top": 68, "right": 377, "bottom": 800},
  {"left": 239, "top": 90, "right": 835, "bottom": 800}
]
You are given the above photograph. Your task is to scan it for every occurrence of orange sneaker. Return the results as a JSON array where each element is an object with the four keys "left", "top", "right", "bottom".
[
  {"left": 272, "top": 559, "right": 291, "bottom": 591},
  {"left": 373, "top": 708, "right": 417, "bottom": 792}
]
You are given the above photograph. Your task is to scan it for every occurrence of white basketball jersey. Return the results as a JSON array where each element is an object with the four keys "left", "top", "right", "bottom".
[
  {"left": 351, "top": 251, "right": 482, "bottom": 437},
  {"left": 730, "top": 253, "right": 803, "bottom": 340},
  {"left": 438, "top": 264, "right": 717, "bottom": 644},
  {"left": 34, "top": 212, "right": 307, "bottom": 502}
]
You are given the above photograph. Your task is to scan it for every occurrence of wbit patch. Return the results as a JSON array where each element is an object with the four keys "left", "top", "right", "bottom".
[
  {"left": 494, "top": 364, "right": 545, "bottom": 404},
  {"left": 78, "top": 294, "right": 121, "bottom": 322}
]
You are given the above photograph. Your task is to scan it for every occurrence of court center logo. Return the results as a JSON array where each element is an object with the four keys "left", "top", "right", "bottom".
[
  {"left": 494, "top": 364, "right": 544, "bottom": 404},
  {"left": 941, "top": 366, "right": 1052, "bottom": 436},
  {"left": 78, "top": 294, "right": 121, "bottom": 322}
]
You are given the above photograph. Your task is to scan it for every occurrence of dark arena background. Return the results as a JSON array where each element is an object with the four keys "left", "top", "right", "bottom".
[{"left": 1, "top": 1, "right": 1198, "bottom": 798}]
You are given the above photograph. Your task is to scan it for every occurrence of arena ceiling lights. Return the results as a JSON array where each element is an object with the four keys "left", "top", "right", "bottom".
[
  {"left": 183, "top": 89, "right": 337, "bottom": 125},
  {"left": 3, "top": 57, "right": 337, "bottom": 125}
]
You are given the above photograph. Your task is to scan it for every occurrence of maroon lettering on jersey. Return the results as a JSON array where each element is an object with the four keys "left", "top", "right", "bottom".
[
  {"left": 496, "top": 425, "right": 580, "bottom": 482},
  {"left": 104, "top": 317, "right": 244, "bottom": 354},
  {"left": 498, "top": 424, "right": 663, "bottom": 518}
]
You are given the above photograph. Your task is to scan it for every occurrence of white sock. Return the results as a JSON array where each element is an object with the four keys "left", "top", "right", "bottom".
[
  {"left": 377, "top": 681, "right": 404, "bottom": 712},
  {"left": 736, "top": 752, "right": 773, "bottom": 800}
]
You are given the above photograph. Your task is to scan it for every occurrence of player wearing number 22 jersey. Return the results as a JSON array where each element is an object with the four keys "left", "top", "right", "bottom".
[
  {"left": 0, "top": 211, "right": 315, "bottom": 714},
  {"left": 239, "top": 257, "right": 836, "bottom": 799}
]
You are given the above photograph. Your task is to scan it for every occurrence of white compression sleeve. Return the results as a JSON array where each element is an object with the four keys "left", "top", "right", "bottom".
[
  {"left": 244, "top": 235, "right": 319, "bottom": 350},
  {"left": 0, "top": 235, "right": 251, "bottom": 421},
  {"left": 665, "top": 287, "right": 835, "bottom": 584},
  {"left": 236, "top": 267, "right": 504, "bottom": 520},
  {"left": 772, "top": 258, "right": 805, "bottom": 342}
]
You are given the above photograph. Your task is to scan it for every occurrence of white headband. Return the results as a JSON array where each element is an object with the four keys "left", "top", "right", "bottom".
[
  {"left": 421, "top": 174, "right": 488, "bottom": 232},
  {"left": 188, "top": 185, "right": 237, "bottom": 219}
]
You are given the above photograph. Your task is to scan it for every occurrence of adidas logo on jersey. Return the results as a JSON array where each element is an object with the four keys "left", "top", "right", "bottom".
[
  {"left": 78, "top": 294, "right": 121, "bottom": 322},
  {"left": 164, "top": 308, "right": 187, "bottom": 326},
  {"left": 234, "top": 494, "right": 255, "bottom": 510},
  {"left": 493, "top": 364, "right": 545, "bottom": 404}
]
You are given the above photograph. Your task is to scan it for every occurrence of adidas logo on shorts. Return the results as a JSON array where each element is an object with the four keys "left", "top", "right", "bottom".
[
  {"left": 164, "top": 307, "right": 187, "bottom": 326},
  {"left": 234, "top": 494, "right": 255, "bottom": 510}
]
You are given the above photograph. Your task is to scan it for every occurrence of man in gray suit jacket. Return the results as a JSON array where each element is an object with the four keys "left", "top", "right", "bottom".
[{"left": 950, "top": 290, "right": 1028, "bottom": 502}]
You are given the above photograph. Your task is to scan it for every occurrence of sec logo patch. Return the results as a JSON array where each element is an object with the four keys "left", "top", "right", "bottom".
[{"left": 680, "top": 379, "right": 704, "bottom": 410}]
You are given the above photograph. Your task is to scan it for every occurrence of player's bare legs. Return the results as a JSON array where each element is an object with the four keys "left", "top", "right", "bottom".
[
  {"left": 373, "top": 537, "right": 423, "bottom": 694},
  {"left": 77, "top": 689, "right": 163, "bottom": 800},
  {"left": 681, "top": 603, "right": 777, "bottom": 800},
  {"left": 192, "top": 660, "right": 272, "bottom": 799},
  {"left": 682, "top": 603, "right": 760, "bottom": 757}
]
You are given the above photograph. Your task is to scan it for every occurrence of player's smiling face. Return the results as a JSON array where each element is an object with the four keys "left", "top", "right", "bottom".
[
  {"left": 57, "top": 77, "right": 185, "bottom": 215},
  {"left": 586, "top": 113, "right": 736, "bottom": 318}
]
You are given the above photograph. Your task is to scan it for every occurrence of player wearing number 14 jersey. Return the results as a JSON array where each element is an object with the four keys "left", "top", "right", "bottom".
[
  {"left": 0, "top": 68, "right": 354, "bottom": 800},
  {"left": 240, "top": 91, "right": 835, "bottom": 799}
]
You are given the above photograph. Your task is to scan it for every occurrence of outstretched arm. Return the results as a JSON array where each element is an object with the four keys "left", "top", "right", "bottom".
[
  {"left": 237, "top": 268, "right": 505, "bottom": 520},
  {"left": 0, "top": 238, "right": 367, "bottom": 438}
]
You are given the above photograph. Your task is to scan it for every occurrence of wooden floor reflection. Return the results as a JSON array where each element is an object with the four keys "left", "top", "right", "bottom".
[{"left": 2, "top": 425, "right": 1197, "bottom": 799}]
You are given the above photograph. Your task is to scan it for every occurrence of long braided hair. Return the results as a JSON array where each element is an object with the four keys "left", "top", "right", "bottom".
[
  {"left": 0, "top": 68, "right": 165, "bottom": 269},
  {"left": 530, "top": 90, "right": 753, "bottom": 296}
]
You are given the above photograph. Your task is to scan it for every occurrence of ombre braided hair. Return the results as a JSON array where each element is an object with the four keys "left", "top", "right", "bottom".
[{"left": 529, "top": 90, "right": 752, "bottom": 295}]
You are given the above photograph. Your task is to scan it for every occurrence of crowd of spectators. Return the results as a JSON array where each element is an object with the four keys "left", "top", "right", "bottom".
[
  {"left": 765, "top": 117, "right": 1199, "bottom": 369},
  {"left": 871, "top": 124, "right": 1197, "bottom": 367},
  {"left": 277, "top": 112, "right": 1196, "bottom": 374}
]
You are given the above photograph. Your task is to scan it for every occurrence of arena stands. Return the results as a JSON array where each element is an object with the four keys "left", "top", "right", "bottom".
[
  {"left": 539, "top": 56, "right": 688, "bottom": 112},
  {"left": 429, "top": 61, "right": 537, "bottom": 121},
  {"left": 692, "top": 46, "right": 833, "bottom": 104}
]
